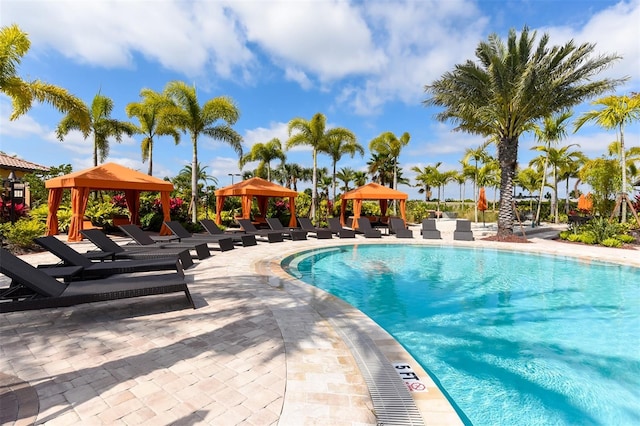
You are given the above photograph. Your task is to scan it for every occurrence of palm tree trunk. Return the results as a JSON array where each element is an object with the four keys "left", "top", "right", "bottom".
[
  {"left": 311, "top": 149, "right": 317, "bottom": 220},
  {"left": 565, "top": 178, "right": 570, "bottom": 214},
  {"left": 620, "top": 124, "right": 627, "bottom": 222},
  {"left": 148, "top": 140, "right": 153, "bottom": 176},
  {"left": 497, "top": 136, "right": 518, "bottom": 237},
  {"left": 332, "top": 161, "right": 337, "bottom": 203},
  {"left": 473, "top": 162, "right": 478, "bottom": 223},
  {"left": 191, "top": 135, "right": 198, "bottom": 223},
  {"left": 534, "top": 155, "right": 548, "bottom": 225},
  {"left": 553, "top": 167, "right": 558, "bottom": 224}
]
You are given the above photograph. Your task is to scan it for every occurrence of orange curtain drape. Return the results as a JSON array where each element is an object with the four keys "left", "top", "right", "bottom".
[
  {"left": 67, "top": 187, "right": 90, "bottom": 242},
  {"left": 215, "top": 195, "right": 226, "bottom": 224},
  {"left": 45, "top": 188, "right": 63, "bottom": 236},
  {"left": 241, "top": 195, "right": 253, "bottom": 219},
  {"left": 158, "top": 191, "right": 173, "bottom": 236},
  {"left": 124, "top": 190, "right": 140, "bottom": 225},
  {"left": 352, "top": 199, "right": 363, "bottom": 229},
  {"left": 288, "top": 197, "right": 296, "bottom": 227},
  {"left": 257, "top": 196, "right": 269, "bottom": 217},
  {"left": 399, "top": 200, "right": 407, "bottom": 223}
]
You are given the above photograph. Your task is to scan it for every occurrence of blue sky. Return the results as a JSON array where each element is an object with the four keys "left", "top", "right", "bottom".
[{"left": 1, "top": 0, "right": 639, "bottom": 200}]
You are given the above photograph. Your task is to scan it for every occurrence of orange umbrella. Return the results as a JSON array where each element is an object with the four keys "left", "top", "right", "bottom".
[{"left": 477, "top": 187, "right": 488, "bottom": 225}]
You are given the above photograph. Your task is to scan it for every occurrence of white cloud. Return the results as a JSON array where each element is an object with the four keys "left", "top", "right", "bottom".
[{"left": 242, "top": 121, "right": 289, "bottom": 148}]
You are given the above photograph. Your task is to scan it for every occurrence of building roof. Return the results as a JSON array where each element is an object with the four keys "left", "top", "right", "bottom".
[{"left": 0, "top": 152, "right": 50, "bottom": 172}]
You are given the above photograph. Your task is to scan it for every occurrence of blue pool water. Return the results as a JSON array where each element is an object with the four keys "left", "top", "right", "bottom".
[{"left": 282, "top": 245, "right": 640, "bottom": 426}]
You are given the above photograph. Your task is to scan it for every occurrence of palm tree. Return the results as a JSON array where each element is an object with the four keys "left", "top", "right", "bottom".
[
  {"left": 608, "top": 141, "right": 640, "bottom": 182},
  {"left": 369, "top": 131, "right": 410, "bottom": 191},
  {"left": 531, "top": 144, "right": 584, "bottom": 223},
  {"left": 323, "top": 135, "right": 364, "bottom": 202},
  {"left": 336, "top": 167, "right": 356, "bottom": 193},
  {"left": 126, "top": 88, "right": 180, "bottom": 175},
  {"left": 164, "top": 81, "right": 242, "bottom": 223},
  {"left": 425, "top": 26, "right": 622, "bottom": 237},
  {"left": 57, "top": 92, "right": 137, "bottom": 167},
  {"left": 287, "top": 113, "right": 355, "bottom": 220},
  {"left": 532, "top": 111, "right": 572, "bottom": 224},
  {"left": 353, "top": 171, "right": 368, "bottom": 187},
  {"left": 517, "top": 167, "right": 543, "bottom": 213},
  {"left": 240, "top": 138, "right": 286, "bottom": 181},
  {"left": 412, "top": 163, "right": 442, "bottom": 202},
  {"left": 558, "top": 152, "right": 587, "bottom": 214},
  {"left": 367, "top": 152, "right": 394, "bottom": 186},
  {"left": 462, "top": 141, "right": 491, "bottom": 222},
  {"left": 172, "top": 164, "right": 218, "bottom": 201},
  {"left": 0, "top": 24, "right": 90, "bottom": 132},
  {"left": 575, "top": 94, "right": 640, "bottom": 222}
]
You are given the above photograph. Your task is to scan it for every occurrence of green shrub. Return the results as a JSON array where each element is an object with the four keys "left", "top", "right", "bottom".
[
  {"left": 559, "top": 230, "right": 570, "bottom": 240},
  {"left": 578, "top": 232, "right": 597, "bottom": 245},
  {"left": 615, "top": 234, "right": 635, "bottom": 244},
  {"left": 566, "top": 233, "right": 582, "bottom": 242},
  {"left": 601, "top": 238, "right": 622, "bottom": 248},
  {"left": 0, "top": 218, "right": 46, "bottom": 249},
  {"left": 580, "top": 217, "right": 625, "bottom": 244}
]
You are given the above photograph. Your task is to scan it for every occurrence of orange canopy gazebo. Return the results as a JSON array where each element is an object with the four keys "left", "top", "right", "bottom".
[
  {"left": 45, "top": 163, "right": 174, "bottom": 242},
  {"left": 214, "top": 177, "right": 298, "bottom": 227},
  {"left": 340, "top": 182, "right": 408, "bottom": 228}
]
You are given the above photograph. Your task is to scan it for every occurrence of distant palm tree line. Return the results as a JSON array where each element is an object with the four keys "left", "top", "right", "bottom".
[{"left": 3, "top": 24, "right": 639, "bottom": 233}]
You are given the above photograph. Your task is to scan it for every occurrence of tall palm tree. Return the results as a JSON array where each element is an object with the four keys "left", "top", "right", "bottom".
[
  {"left": 412, "top": 163, "right": 442, "bottom": 202},
  {"left": 517, "top": 167, "right": 543, "bottom": 212},
  {"left": 287, "top": 113, "right": 355, "bottom": 220},
  {"left": 323, "top": 135, "right": 364, "bottom": 202},
  {"left": 558, "top": 152, "right": 587, "bottom": 214},
  {"left": 172, "top": 164, "right": 218, "bottom": 201},
  {"left": 353, "top": 171, "right": 368, "bottom": 187},
  {"left": 0, "top": 24, "right": 90, "bottom": 132},
  {"left": 240, "top": 138, "right": 286, "bottom": 181},
  {"left": 531, "top": 144, "right": 584, "bottom": 223},
  {"left": 453, "top": 171, "right": 467, "bottom": 209},
  {"left": 367, "top": 151, "right": 394, "bottom": 186},
  {"left": 608, "top": 141, "right": 640, "bottom": 182},
  {"left": 126, "top": 89, "right": 180, "bottom": 175},
  {"left": 462, "top": 141, "right": 491, "bottom": 222},
  {"left": 164, "top": 81, "right": 242, "bottom": 223},
  {"left": 532, "top": 111, "right": 572, "bottom": 224},
  {"left": 369, "top": 131, "right": 410, "bottom": 191},
  {"left": 425, "top": 26, "right": 622, "bottom": 237},
  {"left": 57, "top": 92, "right": 137, "bottom": 167},
  {"left": 336, "top": 167, "right": 356, "bottom": 193},
  {"left": 575, "top": 94, "right": 640, "bottom": 222}
]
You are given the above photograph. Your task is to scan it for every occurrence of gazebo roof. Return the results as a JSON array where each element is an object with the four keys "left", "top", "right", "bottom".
[
  {"left": 215, "top": 177, "right": 297, "bottom": 197},
  {"left": 341, "top": 182, "right": 408, "bottom": 200},
  {"left": 45, "top": 162, "right": 173, "bottom": 192}
]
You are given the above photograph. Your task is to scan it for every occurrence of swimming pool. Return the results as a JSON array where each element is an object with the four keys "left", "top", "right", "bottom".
[{"left": 282, "top": 244, "right": 640, "bottom": 425}]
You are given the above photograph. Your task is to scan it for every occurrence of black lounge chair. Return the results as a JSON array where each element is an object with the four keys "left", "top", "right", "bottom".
[
  {"left": 420, "top": 219, "right": 442, "bottom": 240},
  {"left": 297, "top": 217, "right": 332, "bottom": 239},
  {"left": 389, "top": 218, "right": 413, "bottom": 238},
  {"left": 355, "top": 218, "right": 382, "bottom": 238},
  {"left": 453, "top": 220, "right": 474, "bottom": 241},
  {"left": 0, "top": 248, "right": 194, "bottom": 313},
  {"left": 236, "top": 219, "right": 284, "bottom": 243},
  {"left": 327, "top": 217, "right": 356, "bottom": 238},
  {"left": 80, "top": 229, "right": 211, "bottom": 260},
  {"left": 162, "top": 221, "right": 237, "bottom": 251},
  {"left": 265, "top": 218, "right": 307, "bottom": 240},
  {"left": 33, "top": 236, "right": 190, "bottom": 279},
  {"left": 120, "top": 224, "right": 232, "bottom": 252},
  {"left": 199, "top": 219, "right": 257, "bottom": 247}
]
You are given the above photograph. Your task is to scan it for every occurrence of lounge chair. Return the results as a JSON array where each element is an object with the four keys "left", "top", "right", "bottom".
[
  {"left": 199, "top": 219, "right": 257, "bottom": 247},
  {"left": 327, "top": 217, "right": 356, "bottom": 238},
  {"left": 420, "top": 219, "right": 442, "bottom": 240},
  {"left": 453, "top": 220, "right": 474, "bottom": 241},
  {"left": 355, "top": 218, "right": 382, "bottom": 238},
  {"left": 0, "top": 248, "right": 194, "bottom": 313},
  {"left": 265, "top": 218, "right": 307, "bottom": 240},
  {"left": 162, "top": 221, "right": 238, "bottom": 251},
  {"left": 389, "top": 218, "right": 413, "bottom": 238},
  {"left": 297, "top": 217, "right": 332, "bottom": 239},
  {"left": 80, "top": 229, "right": 211, "bottom": 260},
  {"left": 119, "top": 224, "right": 232, "bottom": 252},
  {"left": 236, "top": 219, "right": 284, "bottom": 243},
  {"left": 33, "top": 236, "right": 190, "bottom": 279}
]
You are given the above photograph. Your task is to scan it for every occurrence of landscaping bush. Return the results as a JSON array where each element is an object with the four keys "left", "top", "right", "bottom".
[
  {"left": 0, "top": 218, "right": 46, "bottom": 249},
  {"left": 578, "top": 232, "right": 597, "bottom": 245},
  {"left": 601, "top": 238, "right": 622, "bottom": 248},
  {"left": 615, "top": 234, "right": 635, "bottom": 244}
]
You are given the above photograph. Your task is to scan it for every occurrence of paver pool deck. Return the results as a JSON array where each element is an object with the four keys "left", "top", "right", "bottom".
[{"left": 1, "top": 220, "right": 638, "bottom": 425}]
